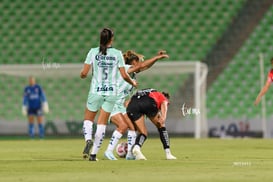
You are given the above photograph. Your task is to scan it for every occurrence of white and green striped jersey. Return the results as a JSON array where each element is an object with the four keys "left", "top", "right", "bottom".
[
  {"left": 84, "top": 47, "right": 125, "bottom": 96},
  {"left": 117, "top": 64, "right": 136, "bottom": 98}
]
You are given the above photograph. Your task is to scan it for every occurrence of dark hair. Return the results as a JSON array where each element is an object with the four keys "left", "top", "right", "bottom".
[
  {"left": 99, "top": 28, "right": 114, "bottom": 55},
  {"left": 162, "top": 92, "right": 170, "bottom": 99}
]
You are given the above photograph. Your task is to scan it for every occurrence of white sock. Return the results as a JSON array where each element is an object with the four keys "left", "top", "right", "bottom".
[
  {"left": 165, "top": 148, "right": 171, "bottom": 155},
  {"left": 127, "top": 130, "right": 137, "bottom": 153},
  {"left": 83, "top": 120, "right": 93, "bottom": 141},
  {"left": 91, "top": 124, "right": 106, "bottom": 155},
  {"left": 106, "top": 130, "right": 122, "bottom": 152},
  {"left": 133, "top": 144, "right": 140, "bottom": 151}
]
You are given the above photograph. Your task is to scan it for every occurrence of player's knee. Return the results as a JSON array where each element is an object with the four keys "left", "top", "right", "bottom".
[
  {"left": 154, "top": 121, "right": 162, "bottom": 128},
  {"left": 117, "top": 122, "right": 128, "bottom": 134}
]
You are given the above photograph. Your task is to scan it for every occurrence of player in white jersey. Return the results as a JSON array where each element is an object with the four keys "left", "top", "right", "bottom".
[
  {"left": 80, "top": 28, "right": 137, "bottom": 161},
  {"left": 104, "top": 50, "right": 169, "bottom": 160}
]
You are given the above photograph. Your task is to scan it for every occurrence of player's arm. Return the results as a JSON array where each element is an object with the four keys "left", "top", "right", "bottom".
[
  {"left": 127, "top": 51, "right": 169, "bottom": 74},
  {"left": 119, "top": 67, "right": 137, "bottom": 87},
  {"left": 81, "top": 49, "right": 93, "bottom": 78},
  {"left": 151, "top": 100, "right": 168, "bottom": 128},
  {"left": 39, "top": 86, "right": 47, "bottom": 103},
  {"left": 80, "top": 64, "right": 91, "bottom": 78},
  {"left": 22, "top": 88, "right": 28, "bottom": 116},
  {"left": 159, "top": 101, "right": 168, "bottom": 125},
  {"left": 254, "top": 80, "right": 271, "bottom": 105},
  {"left": 39, "top": 86, "right": 49, "bottom": 113}
]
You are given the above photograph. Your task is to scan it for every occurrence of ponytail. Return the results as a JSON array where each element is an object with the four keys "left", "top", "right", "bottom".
[{"left": 99, "top": 28, "right": 114, "bottom": 55}]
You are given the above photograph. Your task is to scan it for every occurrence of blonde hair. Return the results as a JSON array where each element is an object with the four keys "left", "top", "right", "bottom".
[{"left": 123, "top": 50, "right": 144, "bottom": 65}]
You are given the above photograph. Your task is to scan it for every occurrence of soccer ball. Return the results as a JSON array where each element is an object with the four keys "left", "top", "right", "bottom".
[{"left": 116, "top": 142, "right": 128, "bottom": 158}]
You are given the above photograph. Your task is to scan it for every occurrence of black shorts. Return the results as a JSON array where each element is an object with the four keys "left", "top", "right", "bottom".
[
  {"left": 28, "top": 107, "right": 43, "bottom": 116},
  {"left": 126, "top": 94, "right": 159, "bottom": 122}
]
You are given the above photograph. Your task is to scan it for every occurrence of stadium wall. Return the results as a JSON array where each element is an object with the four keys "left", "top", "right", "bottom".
[{"left": 1, "top": 118, "right": 272, "bottom": 138}]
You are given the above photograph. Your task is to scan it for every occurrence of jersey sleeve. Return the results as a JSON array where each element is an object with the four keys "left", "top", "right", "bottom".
[
  {"left": 117, "top": 50, "right": 125, "bottom": 68},
  {"left": 267, "top": 70, "right": 273, "bottom": 83},
  {"left": 84, "top": 49, "right": 94, "bottom": 65},
  {"left": 22, "top": 87, "right": 28, "bottom": 106},
  {"left": 38, "top": 85, "right": 47, "bottom": 103}
]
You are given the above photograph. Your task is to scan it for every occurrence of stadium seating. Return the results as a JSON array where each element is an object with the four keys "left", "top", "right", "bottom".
[
  {"left": 207, "top": 5, "right": 273, "bottom": 119},
  {"left": 0, "top": 0, "right": 247, "bottom": 121}
]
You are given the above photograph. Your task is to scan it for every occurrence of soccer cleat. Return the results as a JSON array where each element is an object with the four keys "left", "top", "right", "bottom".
[
  {"left": 89, "top": 154, "right": 98, "bottom": 161},
  {"left": 166, "top": 153, "right": 177, "bottom": 160},
  {"left": 125, "top": 151, "right": 135, "bottom": 160},
  {"left": 132, "top": 146, "right": 147, "bottom": 160},
  {"left": 82, "top": 140, "right": 93, "bottom": 159},
  {"left": 104, "top": 150, "right": 118, "bottom": 160}
]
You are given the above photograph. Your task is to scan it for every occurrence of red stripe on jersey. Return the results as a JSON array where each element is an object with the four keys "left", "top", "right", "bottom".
[
  {"left": 148, "top": 91, "right": 169, "bottom": 109},
  {"left": 268, "top": 69, "right": 273, "bottom": 83}
]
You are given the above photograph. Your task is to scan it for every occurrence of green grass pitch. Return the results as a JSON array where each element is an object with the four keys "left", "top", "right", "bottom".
[{"left": 0, "top": 137, "right": 273, "bottom": 182}]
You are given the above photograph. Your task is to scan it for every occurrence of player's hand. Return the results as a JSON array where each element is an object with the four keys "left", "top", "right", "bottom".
[
  {"left": 158, "top": 50, "right": 167, "bottom": 55},
  {"left": 22, "top": 106, "right": 27, "bottom": 116},
  {"left": 42, "top": 102, "right": 49, "bottom": 113},
  {"left": 132, "top": 80, "right": 138, "bottom": 88},
  {"left": 157, "top": 50, "right": 169, "bottom": 59},
  {"left": 254, "top": 97, "right": 261, "bottom": 106}
]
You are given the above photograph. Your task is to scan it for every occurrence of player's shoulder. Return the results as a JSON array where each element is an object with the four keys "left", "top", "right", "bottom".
[
  {"left": 268, "top": 69, "right": 273, "bottom": 76},
  {"left": 89, "top": 47, "right": 99, "bottom": 53},
  {"left": 34, "top": 84, "right": 43, "bottom": 89},
  {"left": 24, "top": 85, "right": 30, "bottom": 91},
  {"left": 108, "top": 47, "right": 122, "bottom": 54}
]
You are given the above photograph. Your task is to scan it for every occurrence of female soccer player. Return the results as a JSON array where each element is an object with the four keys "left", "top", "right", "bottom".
[
  {"left": 126, "top": 88, "right": 177, "bottom": 160},
  {"left": 22, "top": 76, "right": 49, "bottom": 139},
  {"left": 254, "top": 57, "right": 273, "bottom": 105},
  {"left": 81, "top": 28, "right": 137, "bottom": 161},
  {"left": 104, "top": 50, "right": 169, "bottom": 160}
]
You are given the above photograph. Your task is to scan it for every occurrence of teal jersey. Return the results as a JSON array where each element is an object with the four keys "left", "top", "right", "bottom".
[
  {"left": 84, "top": 47, "right": 125, "bottom": 96},
  {"left": 117, "top": 64, "right": 136, "bottom": 98}
]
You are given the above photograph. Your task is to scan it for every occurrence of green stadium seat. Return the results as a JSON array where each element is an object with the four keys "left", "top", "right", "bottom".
[{"left": 0, "top": 0, "right": 248, "bottom": 121}]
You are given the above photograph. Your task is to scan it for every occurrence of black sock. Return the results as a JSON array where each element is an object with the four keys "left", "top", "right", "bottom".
[
  {"left": 135, "top": 133, "right": 147, "bottom": 147},
  {"left": 158, "top": 127, "right": 170, "bottom": 149}
]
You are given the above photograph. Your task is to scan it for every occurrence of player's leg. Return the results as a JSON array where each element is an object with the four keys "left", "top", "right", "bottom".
[
  {"left": 104, "top": 113, "right": 127, "bottom": 160},
  {"left": 89, "top": 95, "right": 117, "bottom": 161},
  {"left": 149, "top": 114, "right": 177, "bottom": 160},
  {"left": 131, "top": 115, "right": 147, "bottom": 160},
  {"left": 127, "top": 96, "right": 147, "bottom": 160},
  {"left": 27, "top": 115, "right": 35, "bottom": 139},
  {"left": 37, "top": 116, "right": 44, "bottom": 139},
  {"left": 82, "top": 93, "right": 102, "bottom": 159},
  {"left": 123, "top": 113, "right": 137, "bottom": 160},
  {"left": 82, "top": 108, "right": 97, "bottom": 159},
  {"left": 89, "top": 108, "right": 110, "bottom": 161},
  {"left": 36, "top": 108, "right": 44, "bottom": 139}
]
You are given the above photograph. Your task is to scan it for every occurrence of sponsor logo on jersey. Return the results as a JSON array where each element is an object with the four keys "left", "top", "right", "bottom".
[
  {"left": 97, "top": 61, "right": 116, "bottom": 67},
  {"left": 97, "top": 85, "right": 114, "bottom": 92},
  {"left": 95, "top": 55, "right": 116, "bottom": 61},
  {"left": 96, "top": 55, "right": 118, "bottom": 67}
]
